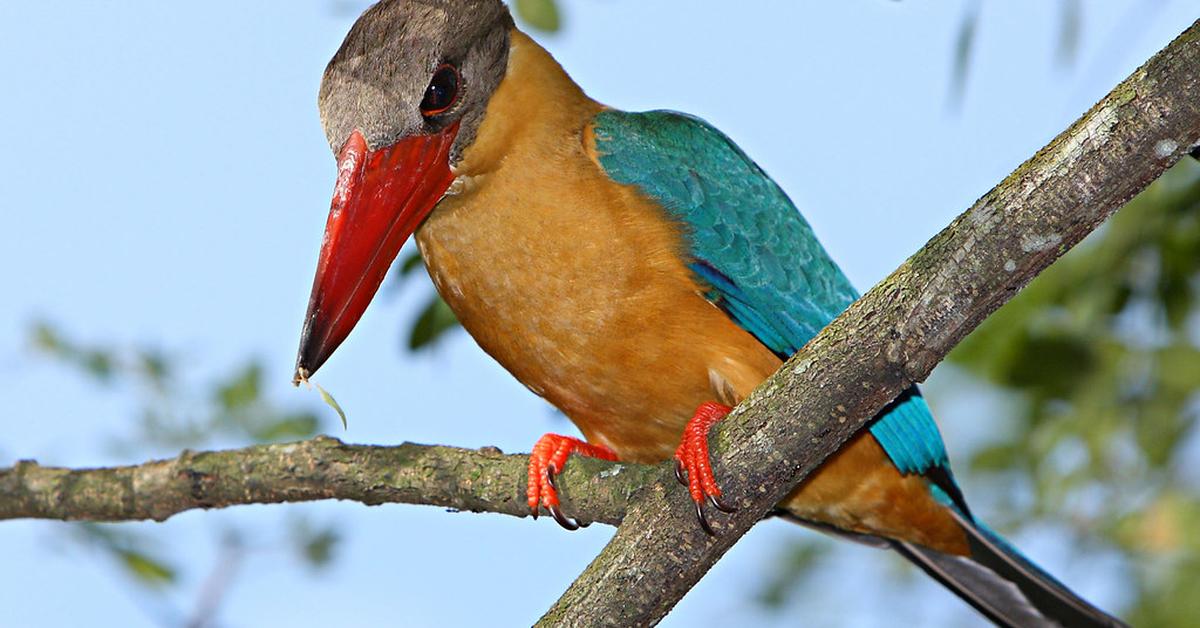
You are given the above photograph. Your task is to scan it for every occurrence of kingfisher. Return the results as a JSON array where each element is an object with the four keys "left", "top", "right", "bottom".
[{"left": 293, "top": 1, "right": 1125, "bottom": 626}]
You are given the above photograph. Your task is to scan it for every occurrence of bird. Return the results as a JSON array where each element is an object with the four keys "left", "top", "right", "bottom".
[{"left": 292, "top": 1, "right": 1126, "bottom": 626}]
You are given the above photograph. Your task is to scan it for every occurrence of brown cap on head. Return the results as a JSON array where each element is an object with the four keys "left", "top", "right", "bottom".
[{"left": 296, "top": 0, "right": 513, "bottom": 381}]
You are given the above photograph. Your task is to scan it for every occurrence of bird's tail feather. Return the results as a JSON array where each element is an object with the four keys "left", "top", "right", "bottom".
[{"left": 892, "top": 510, "right": 1127, "bottom": 628}]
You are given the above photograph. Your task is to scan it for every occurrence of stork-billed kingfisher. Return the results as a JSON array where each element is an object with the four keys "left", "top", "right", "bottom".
[{"left": 293, "top": 2, "right": 1124, "bottom": 626}]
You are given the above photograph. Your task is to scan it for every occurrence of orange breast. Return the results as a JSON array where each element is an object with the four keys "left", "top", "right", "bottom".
[
  {"left": 416, "top": 31, "right": 780, "bottom": 462},
  {"left": 417, "top": 30, "right": 968, "bottom": 556}
]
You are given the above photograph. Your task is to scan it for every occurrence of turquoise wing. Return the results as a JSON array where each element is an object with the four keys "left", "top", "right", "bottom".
[
  {"left": 592, "top": 110, "right": 957, "bottom": 494},
  {"left": 594, "top": 109, "right": 856, "bottom": 353}
]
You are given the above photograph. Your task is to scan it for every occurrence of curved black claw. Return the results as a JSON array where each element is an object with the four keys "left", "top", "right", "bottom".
[
  {"left": 708, "top": 494, "right": 738, "bottom": 514},
  {"left": 549, "top": 504, "right": 580, "bottom": 531},
  {"left": 542, "top": 464, "right": 589, "bottom": 530},
  {"left": 674, "top": 458, "right": 687, "bottom": 485},
  {"left": 694, "top": 501, "right": 716, "bottom": 536}
]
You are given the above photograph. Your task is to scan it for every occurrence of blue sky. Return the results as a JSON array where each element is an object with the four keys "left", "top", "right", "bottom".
[{"left": 1, "top": 1, "right": 1197, "bottom": 626}]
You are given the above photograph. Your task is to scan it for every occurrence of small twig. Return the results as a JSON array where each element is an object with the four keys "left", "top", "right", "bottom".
[{"left": 186, "top": 532, "right": 244, "bottom": 628}]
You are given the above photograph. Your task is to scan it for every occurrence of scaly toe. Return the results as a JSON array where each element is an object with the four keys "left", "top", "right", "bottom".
[{"left": 525, "top": 433, "right": 618, "bottom": 531}]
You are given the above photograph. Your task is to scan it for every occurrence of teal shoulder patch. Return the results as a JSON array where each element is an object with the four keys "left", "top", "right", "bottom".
[
  {"left": 592, "top": 109, "right": 952, "bottom": 480},
  {"left": 592, "top": 110, "right": 857, "bottom": 353}
]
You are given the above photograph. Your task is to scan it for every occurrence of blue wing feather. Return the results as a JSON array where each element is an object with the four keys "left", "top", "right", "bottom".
[{"left": 592, "top": 110, "right": 957, "bottom": 488}]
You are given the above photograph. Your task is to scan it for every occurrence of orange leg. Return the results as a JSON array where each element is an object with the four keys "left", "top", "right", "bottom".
[
  {"left": 674, "top": 401, "right": 738, "bottom": 535},
  {"left": 527, "top": 433, "right": 618, "bottom": 530}
]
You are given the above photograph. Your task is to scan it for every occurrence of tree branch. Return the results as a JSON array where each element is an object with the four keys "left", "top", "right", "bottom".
[
  {"left": 0, "top": 437, "right": 653, "bottom": 525},
  {"left": 2, "top": 17, "right": 1198, "bottom": 628},
  {"left": 538, "top": 18, "right": 1200, "bottom": 627}
]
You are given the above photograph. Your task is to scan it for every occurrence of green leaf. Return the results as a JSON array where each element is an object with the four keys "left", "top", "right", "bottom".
[
  {"left": 969, "top": 443, "right": 1023, "bottom": 472},
  {"left": 755, "top": 540, "right": 829, "bottom": 609},
  {"left": 313, "top": 381, "right": 348, "bottom": 430},
  {"left": 138, "top": 350, "right": 171, "bottom": 387},
  {"left": 1055, "top": 0, "right": 1081, "bottom": 68},
  {"left": 300, "top": 527, "right": 340, "bottom": 568},
  {"left": 399, "top": 249, "right": 425, "bottom": 276},
  {"left": 30, "top": 321, "right": 66, "bottom": 355},
  {"left": 997, "top": 332, "right": 1095, "bottom": 397},
  {"left": 946, "top": 2, "right": 978, "bottom": 109},
  {"left": 216, "top": 362, "right": 262, "bottom": 411},
  {"left": 82, "top": 350, "right": 115, "bottom": 382},
  {"left": 250, "top": 413, "right": 320, "bottom": 441},
  {"left": 515, "top": 0, "right": 561, "bottom": 33},
  {"left": 408, "top": 294, "right": 459, "bottom": 351},
  {"left": 117, "top": 550, "right": 176, "bottom": 585}
]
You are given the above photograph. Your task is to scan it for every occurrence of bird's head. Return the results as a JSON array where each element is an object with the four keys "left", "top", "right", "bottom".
[{"left": 295, "top": 0, "right": 512, "bottom": 382}]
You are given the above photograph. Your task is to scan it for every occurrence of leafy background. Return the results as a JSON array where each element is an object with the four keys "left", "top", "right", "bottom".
[{"left": 2, "top": 1, "right": 1198, "bottom": 626}]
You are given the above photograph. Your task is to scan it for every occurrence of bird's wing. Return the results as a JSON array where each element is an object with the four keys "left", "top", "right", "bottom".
[
  {"left": 593, "top": 109, "right": 853, "bottom": 355},
  {"left": 591, "top": 109, "right": 955, "bottom": 484},
  {"left": 591, "top": 108, "right": 1130, "bottom": 628}
]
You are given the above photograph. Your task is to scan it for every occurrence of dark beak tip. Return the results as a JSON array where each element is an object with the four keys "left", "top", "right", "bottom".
[
  {"left": 293, "top": 347, "right": 325, "bottom": 387},
  {"left": 293, "top": 123, "right": 459, "bottom": 389},
  {"left": 294, "top": 311, "right": 330, "bottom": 386}
]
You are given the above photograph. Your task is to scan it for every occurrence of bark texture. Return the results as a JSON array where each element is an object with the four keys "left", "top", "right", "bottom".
[{"left": 0, "top": 437, "right": 651, "bottom": 525}]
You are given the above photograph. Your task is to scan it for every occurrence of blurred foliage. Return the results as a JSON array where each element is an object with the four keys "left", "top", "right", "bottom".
[
  {"left": 395, "top": 250, "right": 462, "bottom": 352},
  {"left": 28, "top": 325, "right": 342, "bottom": 626},
  {"left": 73, "top": 523, "right": 178, "bottom": 587},
  {"left": 754, "top": 538, "right": 832, "bottom": 609},
  {"left": 948, "top": 0, "right": 1081, "bottom": 109},
  {"left": 947, "top": 0, "right": 980, "bottom": 108},
  {"left": 290, "top": 516, "right": 342, "bottom": 568},
  {"left": 748, "top": 159, "right": 1200, "bottom": 626},
  {"left": 946, "top": 160, "right": 1200, "bottom": 627},
  {"left": 515, "top": 0, "right": 561, "bottom": 33},
  {"left": 333, "top": 0, "right": 564, "bottom": 34},
  {"left": 31, "top": 323, "right": 321, "bottom": 452}
]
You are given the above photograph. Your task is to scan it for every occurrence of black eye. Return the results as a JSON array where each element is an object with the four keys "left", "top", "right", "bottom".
[{"left": 420, "top": 64, "right": 460, "bottom": 117}]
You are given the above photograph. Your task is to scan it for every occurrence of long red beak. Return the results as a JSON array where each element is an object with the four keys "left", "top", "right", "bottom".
[{"left": 294, "top": 123, "right": 459, "bottom": 382}]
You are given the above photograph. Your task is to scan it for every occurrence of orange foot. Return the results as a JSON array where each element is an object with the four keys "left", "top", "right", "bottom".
[
  {"left": 674, "top": 401, "right": 738, "bottom": 535},
  {"left": 528, "top": 433, "right": 618, "bottom": 531}
]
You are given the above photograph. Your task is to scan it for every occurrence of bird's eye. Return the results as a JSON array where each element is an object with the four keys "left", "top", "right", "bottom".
[{"left": 420, "top": 64, "right": 460, "bottom": 117}]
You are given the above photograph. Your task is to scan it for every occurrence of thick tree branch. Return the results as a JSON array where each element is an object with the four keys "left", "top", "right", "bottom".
[
  {"left": 0, "top": 437, "right": 653, "bottom": 525},
  {"left": 538, "top": 19, "right": 1200, "bottom": 627}
]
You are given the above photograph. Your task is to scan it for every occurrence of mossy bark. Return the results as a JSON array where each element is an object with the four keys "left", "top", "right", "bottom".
[{"left": 0, "top": 437, "right": 656, "bottom": 526}]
